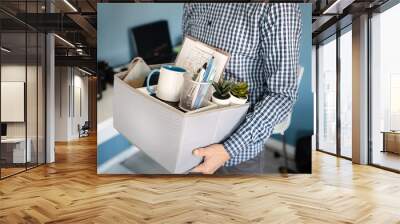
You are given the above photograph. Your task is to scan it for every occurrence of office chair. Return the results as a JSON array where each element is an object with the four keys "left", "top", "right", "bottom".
[
  {"left": 78, "top": 121, "right": 90, "bottom": 138},
  {"left": 1, "top": 123, "right": 7, "bottom": 140},
  {"left": 272, "top": 66, "right": 304, "bottom": 173}
]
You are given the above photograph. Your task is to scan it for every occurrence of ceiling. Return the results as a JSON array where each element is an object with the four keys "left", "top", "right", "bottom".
[
  {"left": 1, "top": 0, "right": 396, "bottom": 71},
  {"left": 310, "top": 0, "right": 391, "bottom": 43},
  {"left": 0, "top": 0, "right": 97, "bottom": 72},
  {"left": 1, "top": 32, "right": 46, "bottom": 65}
]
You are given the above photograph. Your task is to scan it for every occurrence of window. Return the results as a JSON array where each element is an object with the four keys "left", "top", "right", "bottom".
[
  {"left": 390, "top": 74, "right": 400, "bottom": 130},
  {"left": 370, "top": 2, "right": 400, "bottom": 171},
  {"left": 339, "top": 27, "right": 352, "bottom": 158},
  {"left": 317, "top": 35, "right": 337, "bottom": 155}
]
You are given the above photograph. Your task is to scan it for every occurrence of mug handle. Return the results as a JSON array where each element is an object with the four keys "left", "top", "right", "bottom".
[{"left": 146, "top": 69, "right": 160, "bottom": 94}]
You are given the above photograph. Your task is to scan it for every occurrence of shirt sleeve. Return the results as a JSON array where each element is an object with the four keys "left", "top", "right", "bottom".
[{"left": 223, "top": 4, "right": 302, "bottom": 161}]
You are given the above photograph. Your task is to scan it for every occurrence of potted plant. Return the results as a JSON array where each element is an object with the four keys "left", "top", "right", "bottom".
[
  {"left": 230, "top": 81, "right": 248, "bottom": 105},
  {"left": 212, "top": 80, "right": 232, "bottom": 106}
]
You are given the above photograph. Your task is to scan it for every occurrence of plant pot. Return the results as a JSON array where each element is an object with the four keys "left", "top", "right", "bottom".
[
  {"left": 212, "top": 94, "right": 231, "bottom": 106},
  {"left": 230, "top": 93, "right": 247, "bottom": 105}
]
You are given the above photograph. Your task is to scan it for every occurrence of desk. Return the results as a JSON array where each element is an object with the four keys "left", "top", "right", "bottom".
[
  {"left": 382, "top": 131, "right": 400, "bottom": 154},
  {"left": 1, "top": 138, "right": 31, "bottom": 163}
]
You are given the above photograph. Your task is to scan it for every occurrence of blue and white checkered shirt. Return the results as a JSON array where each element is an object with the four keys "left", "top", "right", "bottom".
[{"left": 183, "top": 3, "right": 302, "bottom": 166}]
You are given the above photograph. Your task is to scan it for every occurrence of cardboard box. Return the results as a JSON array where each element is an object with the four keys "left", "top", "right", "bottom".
[{"left": 113, "top": 36, "right": 249, "bottom": 173}]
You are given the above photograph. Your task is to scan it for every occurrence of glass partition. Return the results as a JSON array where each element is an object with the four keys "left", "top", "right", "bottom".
[
  {"left": 0, "top": 1, "right": 46, "bottom": 179},
  {"left": 1, "top": 31, "right": 28, "bottom": 177}
]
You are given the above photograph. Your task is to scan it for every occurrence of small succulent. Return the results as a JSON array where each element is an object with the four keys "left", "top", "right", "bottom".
[
  {"left": 212, "top": 80, "right": 232, "bottom": 100},
  {"left": 231, "top": 81, "right": 249, "bottom": 99}
]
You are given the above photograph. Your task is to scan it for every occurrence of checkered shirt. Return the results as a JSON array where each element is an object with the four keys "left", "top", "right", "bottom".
[{"left": 183, "top": 3, "right": 302, "bottom": 166}]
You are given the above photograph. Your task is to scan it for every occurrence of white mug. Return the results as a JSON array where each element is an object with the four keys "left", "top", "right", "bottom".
[{"left": 146, "top": 65, "right": 187, "bottom": 102}]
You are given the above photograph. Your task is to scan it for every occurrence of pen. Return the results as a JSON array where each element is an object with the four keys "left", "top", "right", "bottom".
[
  {"left": 193, "top": 57, "right": 214, "bottom": 109},
  {"left": 188, "top": 62, "right": 208, "bottom": 109},
  {"left": 196, "top": 62, "right": 208, "bottom": 82},
  {"left": 202, "top": 56, "right": 214, "bottom": 82}
]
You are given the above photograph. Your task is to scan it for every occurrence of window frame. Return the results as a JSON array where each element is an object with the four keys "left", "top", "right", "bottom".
[{"left": 315, "top": 24, "right": 353, "bottom": 160}]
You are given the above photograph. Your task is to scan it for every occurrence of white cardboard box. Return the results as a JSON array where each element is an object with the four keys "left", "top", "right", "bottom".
[{"left": 113, "top": 36, "right": 249, "bottom": 173}]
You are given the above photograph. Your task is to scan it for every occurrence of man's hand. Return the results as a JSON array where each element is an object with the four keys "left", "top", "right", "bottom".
[{"left": 191, "top": 144, "right": 230, "bottom": 174}]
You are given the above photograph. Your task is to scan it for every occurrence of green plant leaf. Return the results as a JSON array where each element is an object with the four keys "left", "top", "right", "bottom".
[
  {"left": 212, "top": 80, "right": 232, "bottom": 99},
  {"left": 231, "top": 81, "right": 249, "bottom": 99}
]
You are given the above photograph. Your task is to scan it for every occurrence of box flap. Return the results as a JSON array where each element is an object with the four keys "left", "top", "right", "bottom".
[{"left": 175, "top": 36, "right": 230, "bottom": 83}]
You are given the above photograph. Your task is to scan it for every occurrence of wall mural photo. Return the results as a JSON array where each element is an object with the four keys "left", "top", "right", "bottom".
[{"left": 97, "top": 3, "right": 313, "bottom": 175}]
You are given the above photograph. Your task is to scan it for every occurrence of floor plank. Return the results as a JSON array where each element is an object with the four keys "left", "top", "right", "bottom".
[{"left": 0, "top": 135, "right": 399, "bottom": 223}]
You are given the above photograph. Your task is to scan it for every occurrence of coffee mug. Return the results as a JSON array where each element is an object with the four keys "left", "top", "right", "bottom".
[{"left": 146, "top": 65, "right": 187, "bottom": 102}]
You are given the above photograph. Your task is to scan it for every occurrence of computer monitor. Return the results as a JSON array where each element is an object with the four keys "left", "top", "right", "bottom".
[
  {"left": 1, "top": 123, "right": 7, "bottom": 137},
  {"left": 132, "top": 20, "right": 175, "bottom": 64}
]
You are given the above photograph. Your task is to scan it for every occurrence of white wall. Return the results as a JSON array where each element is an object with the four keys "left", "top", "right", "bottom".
[
  {"left": 55, "top": 67, "right": 69, "bottom": 141},
  {"left": 71, "top": 73, "right": 89, "bottom": 138},
  {"left": 1, "top": 65, "right": 41, "bottom": 137},
  {"left": 54, "top": 67, "right": 89, "bottom": 141},
  {"left": 1, "top": 65, "right": 25, "bottom": 131},
  {"left": 76, "top": 74, "right": 89, "bottom": 122}
]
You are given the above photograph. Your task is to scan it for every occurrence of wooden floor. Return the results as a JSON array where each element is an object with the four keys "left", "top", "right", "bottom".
[
  {"left": 1, "top": 167, "right": 26, "bottom": 178},
  {"left": 372, "top": 150, "right": 400, "bottom": 171},
  {"left": 0, "top": 135, "right": 400, "bottom": 223},
  {"left": 1, "top": 163, "right": 45, "bottom": 178}
]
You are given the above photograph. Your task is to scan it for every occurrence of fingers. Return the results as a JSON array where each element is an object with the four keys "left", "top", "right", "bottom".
[
  {"left": 191, "top": 163, "right": 213, "bottom": 174},
  {"left": 192, "top": 148, "right": 211, "bottom": 174},
  {"left": 193, "top": 148, "right": 208, "bottom": 157},
  {"left": 191, "top": 163, "right": 207, "bottom": 173},
  {"left": 191, "top": 146, "right": 222, "bottom": 174}
]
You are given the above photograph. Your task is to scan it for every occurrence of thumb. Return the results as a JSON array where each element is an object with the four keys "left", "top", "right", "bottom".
[
  {"left": 193, "top": 148, "right": 207, "bottom": 157},
  {"left": 191, "top": 162, "right": 207, "bottom": 173}
]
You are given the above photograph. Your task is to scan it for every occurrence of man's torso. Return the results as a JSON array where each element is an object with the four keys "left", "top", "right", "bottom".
[{"left": 183, "top": 3, "right": 270, "bottom": 107}]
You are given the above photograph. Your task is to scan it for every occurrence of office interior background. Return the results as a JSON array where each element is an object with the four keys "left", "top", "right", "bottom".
[
  {"left": 95, "top": 1, "right": 400, "bottom": 174},
  {"left": 0, "top": 0, "right": 97, "bottom": 179},
  {"left": 0, "top": 0, "right": 398, "bottom": 176},
  {"left": 0, "top": 0, "right": 399, "bottom": 223}
]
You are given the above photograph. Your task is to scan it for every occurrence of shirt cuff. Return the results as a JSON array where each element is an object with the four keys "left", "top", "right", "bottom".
[{"left": 223, "top": 132, "right": 248, "bottom": 160}]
